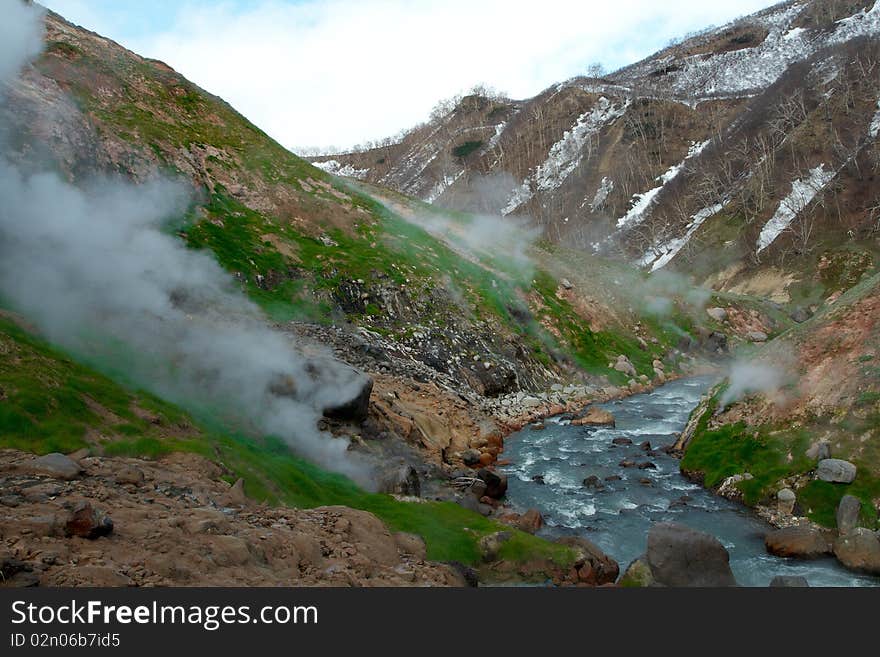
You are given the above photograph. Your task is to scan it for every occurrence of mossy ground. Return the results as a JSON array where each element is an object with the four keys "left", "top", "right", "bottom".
[{"left": 682, "top": 395, "right": 880, "bottom": 530}]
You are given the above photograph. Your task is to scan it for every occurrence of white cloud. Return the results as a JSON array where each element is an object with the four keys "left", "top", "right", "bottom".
[{"left": 43, "top": 0, "right": 779, "bottom": 151}]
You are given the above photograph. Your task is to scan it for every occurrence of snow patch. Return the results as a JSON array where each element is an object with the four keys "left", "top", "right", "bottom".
[
  {"left": 588, "top": 177, "right": 614, "bottom": 211},
  {"left": 870, "top": 99, "right": 880, "bottom": 138},
  {"left": 756, "top": 165, "right": 835, "bottom": 254},
  {"left": 639, "top": 202, "right": 725, "bottom": 271},
  {"left": 313, "top": 160, "right": 369, "bottom": 180},
  {"left": 616, "top": 140, "right": 711, "bottom": 229},
  {"left": 502, "top": 97, "right": 627, "bottom": 215}
]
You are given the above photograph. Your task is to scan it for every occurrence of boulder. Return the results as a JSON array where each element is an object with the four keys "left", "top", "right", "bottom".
[
  {"left": 225, "top": 478, "right": 249, "bottom": 506},
  {"left": 619, "top": 557, "right": 655, "bottom": 587},
  {"left": 378, "top": 465, "right": 421, "bottom": 497},
  {"left": 777, "top": 488, "right": 796, "bottom": 515},
  {"left": 614, "top": 356, "right": 637, "bottom": 378},
  {"left": 477, "top": 468, "right": 508, "bottom": 500},
  {"left": 478, "top": 531, "right": 511, "bottom": 562},
  {"left": 582, "top": 475, "right": 604, "bottom": 490},
  {"left": 746, "top": 330, "right": 768, "bottom": 343},
  {"left": 571, "top": 407, "right": 616, "bottom": 427},
  {"left": 836, "top": 495, "right": 861, "bottom": 536},
  {"left": 555, "top": 536, "right": 619, "bottom": 586},
  {"left": 706, "top": 307, "right": 728, "bottom": 322},
  {"left": 517, "top": 509, "right": 544, "bottom": 535},
  {"left": 461, "top": 449, "right": 482, "bottom": 467},
  {"left": 705, "top": 331, "right": 728, "bottom": 353},
  {"left": 789, "top": 307, "right": 813, "bottom": 323},
  {"left": 833, "top": 528, "right": 880, "bottom": 575},
  {"left": 645, "top": 522, "right": 737, "bottom": 587},
  {"left": 769, "top": 575, "right": 809, "bottom": 587},
  {"left": 114, "top": 466, "right": 144, "bottom": 486},
  {"left": 611, "top": 437, "right": 633, "bottom": 446},
  {"left": 65, "top": 501, "right": 113, "bottom": 539},
  {"left": 26, "top": 453, "right": 81, "bottom": 480},
  {"left": 321, "top": 374, "right": 374, "bottom": 423},
  {"left": 816, "top": 459, "right": 857, "bottom": 484},
  {"left": 764, "top": 526, "right": 831, "bottom": 559},
  {"left": 394, "top": 532, "right": 427, "bottom": 560},
  {"left": 806, "top": 441, "right": 831, "bottom": 462}
]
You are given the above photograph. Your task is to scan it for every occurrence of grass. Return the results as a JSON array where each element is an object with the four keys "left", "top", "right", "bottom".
[{"left": 681, "top": 394, "right": 880, "bottom": 530}]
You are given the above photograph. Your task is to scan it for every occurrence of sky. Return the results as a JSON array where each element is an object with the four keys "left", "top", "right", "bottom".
[{"left": 41, "top": 0, "right": 781, "bottom": 151}]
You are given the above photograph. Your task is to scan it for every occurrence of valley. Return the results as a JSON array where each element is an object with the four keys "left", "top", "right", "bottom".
[{"left": 1, "top": 0, "right": 879, "bottom": 588}]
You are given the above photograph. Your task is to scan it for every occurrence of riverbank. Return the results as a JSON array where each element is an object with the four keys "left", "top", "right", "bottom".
[{"left": 498, "top": 377, "right": 878, "bottom": 586}]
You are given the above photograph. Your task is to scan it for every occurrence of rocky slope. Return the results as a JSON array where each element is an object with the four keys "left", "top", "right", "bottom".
[
  {"left": 676, "top": 271, "right": 880, "bottom": 539},
  {"left": 317, "top": 0, "right": 880, "bottom": 309}
]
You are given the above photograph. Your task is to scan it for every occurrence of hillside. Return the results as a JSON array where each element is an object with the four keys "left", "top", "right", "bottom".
[
  {"left": 317, "top": 0, "right": 880, "bottom": 311},
  {"left": 677, "top": 272, "right": 880, "bottom": 532}
]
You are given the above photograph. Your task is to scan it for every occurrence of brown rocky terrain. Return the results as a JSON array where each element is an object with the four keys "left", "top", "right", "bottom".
[{"left": 0, "top": 448, "right": 466, "bottom": 587}]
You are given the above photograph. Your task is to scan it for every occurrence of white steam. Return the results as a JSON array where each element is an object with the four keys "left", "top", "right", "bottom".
[
  {"left": 0, "top": 4, "right": 372, "bottom": 485},
  {"left": 719, "top": 360, "right": 786, "bottom": 408}
]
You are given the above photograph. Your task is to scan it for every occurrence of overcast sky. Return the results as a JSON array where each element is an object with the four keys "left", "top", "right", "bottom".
[{"left": 42, "top": 0, "right": 780, "bottom": 151}]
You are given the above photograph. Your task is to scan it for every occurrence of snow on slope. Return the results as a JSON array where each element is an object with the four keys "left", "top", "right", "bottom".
[
  {"left": 501, "top": 97, "right": 628, "bottom": 215},
  {"left": 756, "top": 164, "right": 835, "bottom": 254},
  {"left": 639, "top": 202, "right": 726, "bottom": 272},
  {"left": 616, "top": 140, "right": 711, "bottom": 229},
  {"left": 616, "top": 2, "right": 880, "bottom": 99},
  {"left": 313, "top": 160, "right": 370, "bottom": 179}
]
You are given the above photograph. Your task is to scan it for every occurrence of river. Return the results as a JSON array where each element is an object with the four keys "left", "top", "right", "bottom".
[{"left": 501, "top": 376, "right": 878, "bottom": 587}]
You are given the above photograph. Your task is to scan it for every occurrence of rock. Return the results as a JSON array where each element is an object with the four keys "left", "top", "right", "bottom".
[
  {"left": 746, "top": 330, "right": 768, "bottom": 343},
  {"left": 777, "top": 488, "right": 796, "bottom": 515},
  {"left": 836, "top": 495, "right": 862, "bottom": 536},
  {"left": 65, "top": 501, "right": 113, "bottom": 539},
  {"left": 637, "top": 461, "right": 657, "bottom": 470},
  {"left": 706, "top": 307, "right": 728, "bottom": 322},
  {"left": 612, "top": 437, "right": 633, "bottom": 446},
  {"left": 26, "top": 453, "right": 81, "bottom": 480},
  {"left": 806, "top": 441, "right": 831, "bottom": 461},
  {"left": 461, "top": 449, "right": 482, "bottom": 467},
  {"left": 639, "top": 478, "right": 653, "bottom": 486},
  {"left": 225, "top": 478, "right": 249, "bottom": 506},
  {"left": 764, "top": 526, "right": 831, "bottom": 559},
  {"left": 477, "top": 468, "right": 508, "bottom": 500},
  {"left": 614, "top": 356, "right": 637, "bottom": 378},
  {"left": 394, "top": 532, "right": 427, "bottom": 560},
  {"left": 652, "top": 359, "right": 664, "bottom": 370},
  {"left": 705, "top": 331, "right": 728, "bottom": 353},
  {"left": 530, "top": 422, "right": 546, "bottom": 431},
  {"left": 531, "top": 475, "right": 545, "bottom": 485},
  {"left": 517, "top": 509, "right": 544, "bottom": 535},
  {"left": 645, "top": 522, "right": 737, "bottom": 587},
  {"left": 789, "top": 307, "right": 813, "bottom": 323},
  {"left": 114, "top": 466, "right": 144, "bottom": 486},
  {"left": 571, "top": 407, "right": 616, "bottom": 427},
  {"left": 378, "top": 465, "right": 421, "bottom": 497},
  {"left": 209, "top": 535, "right": 252, "bottom": 567},
  {"left": 321, "top": 373, "right": 373, "bottom": 423},
  {"left": 605, "top": 475, "right": 622, "bottom": 482},
  {"left": 555, "top": 536, "right": 619, "bottom": 585},
  {"left": 582, "top": 475, "right": 604, "bottom": 490},
  {"left": 618, "top": 459, "right": 636, "bottom": 468},
  {"left": 833, "top": 528, "right": 880, "bottom": 575},
  {"left": 619, "top": 557, "right": 655, "bottom": 587},
  {"left": 478, "top": 531, "right": 511, "bottom": 562},
  {"left": 770, "top": 575, "right": 809, "bottom": 587},
  {"left": 816, "top": 459, "right": 857, "bottom": 484},
  {"left": 560, "top": 278, "right": 573, "bottom": 290},
  {"left": 639, "top": 441, "right": 652, "bottom": 452}
]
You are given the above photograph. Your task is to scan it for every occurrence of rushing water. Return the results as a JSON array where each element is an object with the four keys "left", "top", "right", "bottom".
[{"left": 502, "top": 376, "right": 878, "bottom": 587}]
